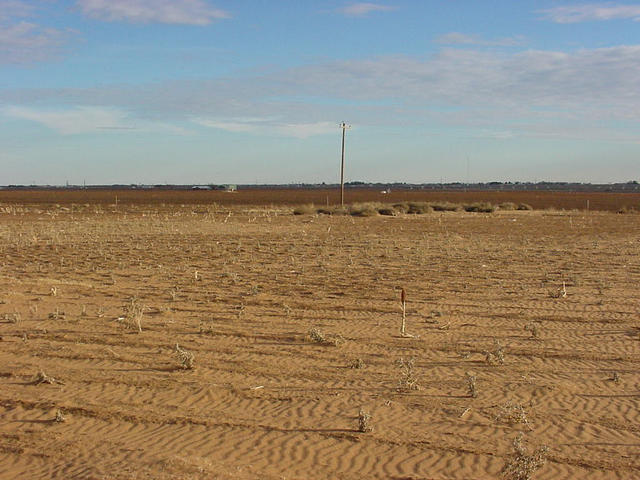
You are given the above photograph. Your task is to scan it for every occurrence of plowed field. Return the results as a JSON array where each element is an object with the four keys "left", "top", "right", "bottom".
[{"left": 1, "top": 187, "right": 640, "bottom": 211}]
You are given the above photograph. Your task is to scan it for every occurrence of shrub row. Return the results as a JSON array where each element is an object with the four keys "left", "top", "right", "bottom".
[{"left": 293, "top": 201, "right": 533, "bottom": 216}]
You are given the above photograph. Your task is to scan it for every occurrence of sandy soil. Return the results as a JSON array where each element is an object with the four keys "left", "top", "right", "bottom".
[{"left": 1, "top": 203, "right": 639, "bottom": 479}]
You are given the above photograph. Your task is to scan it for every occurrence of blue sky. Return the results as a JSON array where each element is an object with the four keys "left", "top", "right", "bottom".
[{"left": 1, "top": 1, "right": 640, "bottom": 185}]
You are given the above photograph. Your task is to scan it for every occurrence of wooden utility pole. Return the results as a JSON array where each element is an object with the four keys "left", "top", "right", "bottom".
[{"left": 340, "top": 122, "right": 350, "bottom": 206}]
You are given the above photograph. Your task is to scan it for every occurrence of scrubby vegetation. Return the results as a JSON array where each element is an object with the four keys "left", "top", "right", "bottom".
[{"left": 292, "top": 200, "right": 531, "bottom": 216}]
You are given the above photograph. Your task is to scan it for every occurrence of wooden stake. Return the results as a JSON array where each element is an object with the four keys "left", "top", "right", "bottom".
[
  {"left": 400, "top": 288, "right": 406, "bottom": 335},
  {"left": 399, "top": 288, "right": 416, "bottom": 338}
]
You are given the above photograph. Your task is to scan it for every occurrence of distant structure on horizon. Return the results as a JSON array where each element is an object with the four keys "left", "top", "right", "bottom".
[
  {"left": 191, "top": 184, "right": 237, "bottom": 191},
  {"left": 2, "top": 181, "right": 640, "bottom": 194}
]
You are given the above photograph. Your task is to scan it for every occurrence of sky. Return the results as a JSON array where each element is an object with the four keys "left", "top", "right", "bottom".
[{"left": 1, "top": 1, "right": 640, "bottom": 185}]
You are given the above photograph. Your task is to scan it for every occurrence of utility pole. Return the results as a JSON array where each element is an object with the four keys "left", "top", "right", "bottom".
[{"left": 340, "top": 122, "right": 351, "bottom": 206}]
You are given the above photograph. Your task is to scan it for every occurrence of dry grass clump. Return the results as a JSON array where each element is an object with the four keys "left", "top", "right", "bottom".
[
  {"left": 548, "top": 281, "right": 567, "bottom": 299},
  {"left": 485, "top": 339, "right": 506, "bottom": 365},
  {"left": 377, "top": 206, "right": 397, "bottom": 216},
  {"left": 396, "top": 357, "right": 420, "bottom": 391},
  {"left": 2, "top": 312, "right": 20, "bottom": 324},
  {"left": 358, "top": 409, "right": 373, "bottom": 432},
  {"left": 350, "top": 357, "right": 365, "bottom": 369},
  {"left": 316, "top": 205, "right": 350, "bottom": 216},
  {"left": 293, "top": 204, "right": 316, "bottom": 215},
  {"left": 169, "top": 288, "right": 179, "bottom": 301},
  {"left": 308, "top": 327, "right": 326, "bottom": 343},
  {"left": 496, "top": 402, "right": 531, "bottom": 428},
  {"left": 54, "top": 409, "right": 66, "bottom": 423},
  {"left": 175, "top": 343, "right": 195, "bottom": 369},
  {"left": 315, "top": 203, "right": 394, "bottom": 217},
  {"left": 464, "top": 202, "right": 495, "bottom": 213},
  {"left": 48, "top": 308, "right": 65, "bottom": 320},
  {"left": 465, "top": 372, "right": 477, "bottom": 398},
  {"left": 307, "top": 327, "right": 345, "bottom": 346},
  {"left": 402, "top": 202, "right": 433, "bottom": 214},
  {"left": 430, "top": 201, "right": 463, "bottom": 212},
  {"left": 524, "top": 322, "right": 540, "bottom": 339},
  {"left": 617, "top": 206, "right": 639, "bottom": 214},
  {"left": 517, "top": 203, "right": 533, "bottom": 211},
  {"left": 502, "top": 434, "right": 549, "bottom": 480},
  {"left": 333, "top": 205, "right": 350, "bottom": 216},
  {"left": 291, "top": 200, "right": 522, "bottom": 216},
  {"left": 32, "top": 370, "right": 61, "bottom": 385},
  {"left": 391, "top": 202, "right": 409, "bottom": 213},
  {"left": 120, "top": 297, "right": 144, "bottom": 333},
  {"left": 349, "top": 202, "right": 382, "bottom": 217},
  {"left": 198, "top": 322, "right": 215, "bottom": 335}
]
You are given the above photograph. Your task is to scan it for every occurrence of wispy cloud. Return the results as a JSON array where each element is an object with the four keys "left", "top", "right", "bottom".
[
  {"left": 273, "top": 121, "right": 336, "bottom": 138},
  {"left": 5, "top": 45, "right": 640, "bottom": 141},
  {"left": 539, "top": 3, "right": 640, "bottom": 23},
  {"left": 76, "top": 0, "right": 230, "bottom": 25},
  {"left": 0, "top": 21, "right": 72, "bottom": 63},
  {"left": 5, "top": 106, "right": 134, "bottom": 134},
  {"left": 193, "top": 117, "right": 336, "bottom": 138},
  {"left": 193, "top": 118, "right": 258, "bottom": 133},
  {"left": 0, "top": 0, "right": 33, "bottom": 21},
  {"left": 436, "top": 32, "right": 525, "bottom": 47},
  {"left": 5, "top": 106, "right": 188, "bottom": 135},
  {"left": 336, "top": 3, "right": 395, "bottom": 17},
  {"left": 274, "top": 47, "right": 640, "bottom": 113},
  {"left": 0, "top": 1, "right": 73, "bottom": 64},
  {"left": 474, "top": 129, "right": 516, "bottom": 140}
]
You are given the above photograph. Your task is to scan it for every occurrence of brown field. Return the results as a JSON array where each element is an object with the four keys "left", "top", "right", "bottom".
[
  {"left": 2, "top": 188, "right": 640, "bottom": 211},
  {"left": 1, "top": 199, "right": 639, "bottom": 479}
]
